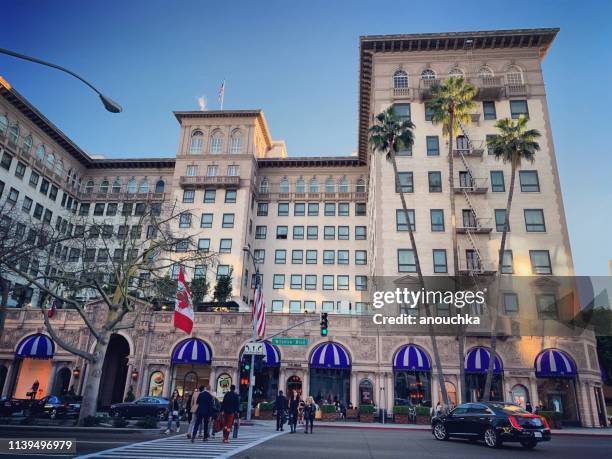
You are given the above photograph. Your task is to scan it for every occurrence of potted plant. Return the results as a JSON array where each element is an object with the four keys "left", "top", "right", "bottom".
[
  {"left": 346, "top": 406, "right": 359, "bottom": 420},
  {"left": 257, "top": 402, "right": 274, "bottom": 420},
  {"left": 414, "top": 405, "right": 431, "bottom": 425},
  {"left": 539, "top": 410, "right": 562, "bottom": 429},
  {"left": 393, "top": 405, "right": 411, "bottom": 424},
  {"left": 320, "top": 404, "right": 337, "bottom": 421},
  {"left": 359, "top": 404, "right": 375, "bottom": 423}
]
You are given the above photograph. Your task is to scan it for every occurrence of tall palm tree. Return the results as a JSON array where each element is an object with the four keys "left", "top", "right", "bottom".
[
  {"left": 482, "top": 115, "right": 541, "bottom": 400},
  {"left": 429, "top": 77, "right": 477, "bottom": 403},
  {"left": 369, "top": 106, "right": 450, "bottom": 406}
]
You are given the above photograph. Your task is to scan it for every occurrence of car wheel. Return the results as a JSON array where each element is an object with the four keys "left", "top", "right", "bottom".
[
  {"left": 484, "top": 428, "right": 501, "bottom": 448},
  {"left": 50, "top": 409, "right": 57, "bottom": 420},
  {"left": 520, "top": 439, "right": 538, "bottom": 450},
  {"left": 433, "top": 423, "right": 449, "bottom": 441},
  {"left": 157, "top": 410, "right": 166, "bottom": 421}
]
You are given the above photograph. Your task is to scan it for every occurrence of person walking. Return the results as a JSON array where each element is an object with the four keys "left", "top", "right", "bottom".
[
  {"left": 220, "top": 385, "right": 240, "bottom": 443},
  {"left": 303, "top": 396, "right": 316, "bottom": 434},
  {"left": 288, "top": 392, "right": 300, "bottom": 433},
  {"left": 165, "top": 390, "right": 181, "bottom": 434},
  {"left": 192, "top": 385, "right": 214, "bottom": 442},
  {"left": 186, "top": 388, "right": 199, "bottom": 439},
  {"left": 275, "top": 390, "right": 288, "bottom": 431}
]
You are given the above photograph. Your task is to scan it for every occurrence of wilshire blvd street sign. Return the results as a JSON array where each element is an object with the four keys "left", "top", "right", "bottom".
[{"left": 271, "top": 337, "right": 309, "bottom": 346}]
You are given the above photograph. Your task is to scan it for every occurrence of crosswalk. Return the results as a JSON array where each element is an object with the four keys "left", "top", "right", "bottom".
[{"left": 77, "top": 424, "right": 284, "bottom": 459}]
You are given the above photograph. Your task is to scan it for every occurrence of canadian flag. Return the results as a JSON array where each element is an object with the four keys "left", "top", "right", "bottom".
[{"left": 173, "top": 266, "right": 194, "bottom": 334}]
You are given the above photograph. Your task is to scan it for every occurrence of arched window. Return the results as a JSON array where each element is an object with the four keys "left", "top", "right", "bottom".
[
  {"left": 0, "top": 115, "right": 7, "bottom": 134},
  {"left": 356, "top": 179, "right": 366, "bottom": 193},
  {"left": 421, "top": 69, "right": 436, "bottom": 80},
  {"left": 229, "top": 130, "right": 242, "bottom": 154},
  {"left": 46, "top": 152, "right": 55, "bottom": 170},
  {"left": 259, "top": 179, "right": 270, "bottom": 193},
  {"left": 506, "top": 66, "right": 523, "bottom": 85},
  {"left": 295, "top": 179, "right": 305, "bottom": 193},
  {"left": 22, "top": 135, "right": 33, "bottom": 153},
  {"left": 54, "top": 159, "right": 63, "bottom": 177},
  {"left": 448, "top": 67, "right": 464, "bottom": 78},
  {"left": 84, "top": 180, "right": 94, "bottom": 194},
  {"left": 189, "top": 130, "right": 203, "bottom": 154},
  {"left": 139, "top": 178, "right": 149, "bottom": 193},
  {"left": 36, "top": 144, "right": 45, "bottom": 161},
  {"left": 100, "top": 180, "right": 109, "bottom": 193},
  {"left": 325, "top": 178, "right": 335, "bottom": 193},
  {"left": 8, "top": 123, "right": 19, "bottom": 144},
  {"left": 359, "top": 379, "right": 374, "bottom": 404},
  {"left": 112, "top": 178, "right": 121, "bottom": 193},
  {"left": 309, "top": 178, "right": 319, "bottom": 193},
  {"left": 478, "top": 66, "right": 494, "bottom": 78},
  {"left": 393, "top": 70, "right": 409, "bottom": 89},
  {"left": 279, "top": 178, "right": 289, "bottom": 193},
  {"left": 148, "top": 371, "right": 165, "bottom": 397},
  {"left": 183, "top": 371, "right": 198, "bottom": 396},
  {"left": 155, "top": 180, "right": 165, "bottom": 193},
  {"left": 210, "top": 130, "right": 223, "bottom": 154},
  {"left": 510, "top": 384, "right": 529, "bottom": 408},
  {"left": 127, "top": 178, "right": 137, "bottom": 194},
  {"left": 339, "top": 178, "right": 349, "bottom": 193}
]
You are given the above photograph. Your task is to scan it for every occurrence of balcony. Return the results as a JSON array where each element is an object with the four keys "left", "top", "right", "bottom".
[
  {"left": 256, "top": 190, "right": 368, "bottom": 202},
  {"left": 471, "top": 76, "right": 505, "bottom": 100},
  {"left": 453, "top": 178, "right": 488, "bottom": 194},
  {"left": 456, "top": 224, "right": 493, "bottom": 234},
  {"left": 393, "top": 87, "right": 412, "bottom": 99},
  {"left": 506, "top": 83, "right": 529, "bottom": 97},
  {"left": 418, "top": 78, "right": 441, "bottom": 100},
  {"left": 457, "top": 260, "right": 496, "bottom": 277},
  {"left": 78, "top": 191, "right": 166, "bottom": 202},
  {"left": 179, "top": 175, "right": 240, "bottom": 188}
]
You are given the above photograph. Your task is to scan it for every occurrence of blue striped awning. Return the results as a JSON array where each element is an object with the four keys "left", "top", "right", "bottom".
[
  {"left": 393, "top": 344, "right": 431, "bottom": 371},
  {"left": 535, "top": 349, "right": 576, "bottom": 378},
  {"left": 15, "top": 334, "right": 55, "bottom": 360},
  {"left": 171, "top": 338, "right": 212, "bottom": 364},
  {"left": 241, "top": 341, "right": 280, "bottom": 367},
  {"left": 310, "top": 342, "right": 351, "bottom": 369},
  {"left": 465, "top": 347, "right": 502, "bottom": 374}
]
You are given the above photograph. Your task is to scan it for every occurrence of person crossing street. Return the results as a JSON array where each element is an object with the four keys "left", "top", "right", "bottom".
[
  {"left": 220, "top": 385, "right": 240, "bottom": 443},
  {"left": 275, "top": 390, "right": 288, "bottom": 432},
  {"left": 288, "top": 392, "right": 300, "bottom": 433},
  {"left": 192, "top": 385, "right": 214, "bottom": 442}
]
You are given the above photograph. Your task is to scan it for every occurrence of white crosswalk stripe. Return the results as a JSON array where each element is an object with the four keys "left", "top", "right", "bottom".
[{"left": 77, "top": 424, "right": 284, "bottom": 459}]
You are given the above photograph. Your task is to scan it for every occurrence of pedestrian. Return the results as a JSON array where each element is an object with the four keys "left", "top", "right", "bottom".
[
  {"left": 30, "top": 380, "right": 39, "bottom": 400},
  {"left": 191, "top": 385, "right": 214, "bottom": 443},
  {"left": 434, "top": 402, "right": 442, "bottom": 417},
  {"left": 303, "top": 396, "right": 316, "bottom": 434},
  {"left": 288, "top": 392, "right": 300, "bottom": 433},
  {"left": 209, "top": 395, "right": 221, "bottom": 438},
  {"left": 298, "top": 397, "right": 305, "bottom": 425},
  {"left": 275, "top": 390, "right": 288, "bottom": 431},
  {"left": 220, "top": 384, "right": 240, "bottom": 444},
  {"left": 165, "top": 389, "right": 181, "bottom": 434},
  {"left": 186, "top": 388, "right": 199, "bottom": 439}
]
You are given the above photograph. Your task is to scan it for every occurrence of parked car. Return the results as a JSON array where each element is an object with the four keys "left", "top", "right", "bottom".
[
  {"left": 29, "top": 395, "right": 82, "bottom": 419},
  {"left": 0, "top": 397, "right": 26, "bottom": 416},
  {"left": 432, "top": 402, "right": 551, "bottom": 449},
  {"left": 109, "top": 396, "right": 169, "bottom": 420}
]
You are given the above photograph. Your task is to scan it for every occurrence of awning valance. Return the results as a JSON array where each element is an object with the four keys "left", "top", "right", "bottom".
[
  {"left": 15, "top": 334, "right": 54, "bottom": 360},
  {"left": 465, "top": 347, "right": 502, "bottom": 374},
  {"left": 535, "top": 349, "right": 576, "bottom": 378},
  {"left": 171, "top": 338, "right": 212, "bottom": 364},
  {"left": 310, "top": 342, "right": 351, "bottom": 369},
  {"left": 393, "top": 344, "right": 431, "bottom": 371}
]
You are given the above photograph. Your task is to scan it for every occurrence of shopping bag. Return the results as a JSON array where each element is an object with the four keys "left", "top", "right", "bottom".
[{"left": 213, "top": 415, "right": 223, "bottom": 433}]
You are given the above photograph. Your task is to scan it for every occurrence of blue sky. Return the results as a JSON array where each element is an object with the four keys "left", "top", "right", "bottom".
[{"left": 0, "top": 0, "right": 611, "bottom": 275}]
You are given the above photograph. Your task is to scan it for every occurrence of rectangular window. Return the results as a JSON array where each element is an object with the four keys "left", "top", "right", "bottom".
[
  {"left": 203, "top": 189, "right": 216, "bottom": 203},
  {"left": 21, "top": 196, "right": 33, "bottom": 213},
  {"left": 355, "top": 226, "right": 367, "bottom": 240},
  {"left": 207, "top": 165, "right": 218, "bottom": 176},
  {"left": 271, "top": 300, "right": 283, "bottom": 312},
  {"left": 304, "top": 300, "right": 316, "bottom": 312},
  {"left": 433, "top": 249, "right": 448, "bottom": 273},
  {"left": 426, "top": 136, "right": 439, "bottom": 156},
  {"left": 225, "top": 189, "right": 237, "bottom": 203},
  {"left": 337, "top": 275, "right": 349, "bottom": 290},
  {"left": 355, "top": 203, "right": 366, "bottom": 216},
  {"left": 257, "top": 202, "right": 268, "bottom": 216},
  {"left": 430, "top": 209, "right": 445, "bottom": 232},
  {"left": 39, "top": 179, "right": 49, "bottom": 195},
  {"left": 93, "top": 203, "right": 105, "bottom": 216},
  {"left": 179, "top": 213, "right": 192, "bottom": 228},
  {"left": 219, "top": 238, "right": 232, "bottom": 253},
  {"left": 495, "top": 209, "right": 509, "bottom": 232},
  {"left": 186, "top": 165, "right": 198, "bottom": 176},
  {"left": 275, "top": 249, "right": 286, "bottom": 264},
  {"left": 216, "top": 265, "right": 230, "bottom": 279},
  {"left": 200, "top": 213, "right": 213, "bottom": 228},
  {"left": 42, "top": 209, "right": 52, "bottom": 224},
  {"left": 483, "top": 101, "right": 497, "bottom": 120},
  {"left": 324, "top": 226, "right": 335, "bottom": 240},
  {"left": 175, "top": 240, "right": 189, "bottom": 252},
  {"left": 130, "top": 225, "right": 141, "bottom": 239},
  {"left": 293, "top": 226, "right": 304, "bottom": 239},
  {"left": 510, "top": 100, "right": 529, "bottom": 119},
  {"left": 222, "top": 213, "right": 235, "bottom": 228},
  {"left": 490, "top": 171, "right": 505, "bottom": 192},
  {"left": 425, "top": 103, "right": 434, "bottom": 121},
  {"left": 338, "top": 202, "right": 349, "bottom": 216},
  {"left": 29, "top": 171, "right": 39, "bottom": 188},
  {"left": 519, "top": 170, "right": 540, "bottom": 192},
  {"left": 308, "top": 203, "right": 319, "bottom": 216},
  {"left": 398, "top": 249, "right": 416, "bottom": 272},
  {"left": 525, "top": 209, "right": 546, "bottom": 232},
  {"left": 253, "top": 249, "right": 265, "bottom": 264},
  {"left": 323, "top": 250, "right": 335, "bottom": 264},
  {"left": 307, "top": 226, "right": 318, "bottom": 240},
  {"left": 227, "top": 165, "right": 239, "bottom": 176},
  {"left": 486, "top": 134, "right": 495, "bottom": 155},
  {"left": 134, "top": 202, "right": 145, "bottom": 216},
  {"left": 338, "top": 226, "right": 349, "bottom": 240},
  {"left": 276, "top": 225, "right": 288, "bottom": 239},
  {"left": 118, "top": 225, "right": 129, "bottom": 239},
  {"left": 324, "top": 202, "right": 336, "bottom": 216},
  {"left": 355, "top": 250, "right": 367, "bottom": 265},
  {"left": 79, "top": 203, "right": 90, "bottom": 216},
  {"left": 393, "top": 103, "right": 411, "bottom": 121},
  {"left": 255, "top": 225, "right": 267, "bottom": 239},
  {"left": 292, "top": 249, "right": 303, "bottom": 264},
  {"left": 530, "top": 250, "right": 552, "bottom": 275},
  {"left": 337, "top": 250, "right": 349, "bottom": 265},
  {"left": 536, "top": 294, "right": 558, "bottom": 320},
  {"left": 273, "top": 274, "right": 285, "bottom": 289},
  {"left": 15, "top": 162, "right": 26, "bottom": 178},
  {"left": 0, "top": 152, "right": 12, "bottom": 170},
  {"left": 49, "top": 185, "right": 58, "bottom": 201},
  {"left": 355, "top": 275, "right": 367, "bottom": 291},
  {"left": 305, "top": 275, "right": 317, "bottom": 290},
  {"left": 396, "top": 209, "right": 415, "bottom": 231},
  {"left": 396, "top": 172, "right": 413, "bottom": 193},
  {"left": 322, "top": 275, "right": 334, "bottom": 290},
  {"left": 197, "top": 238, "right": 210, "bottom": 252},
  {"left": 322, "top": 301, "right": 334, "bottom": 312},
  {"left": 306, "top": 250, "right": 317, "bottom": 264},
  {"left": 428, "top": 171, "right": 442, "bottom": 192},
  {"left": 502, "top": 250, "right": 514, "bottom": 274},
  {"left": 278, "top": 202, "right": 289, "bottom": 216},
  {"left": 289, "top": 301, "right": 301, "bottom": 313},
  {"left": 122, "top": 203, "right": 132, "bottom": 216},
  {"left": 194, "top": 265, "right": 206, "bottom": 279},
  {"left": 104, "top": 203, "right": 116, "bottom": 216},
  {"left": 294, "top": 202, "right": 305, "bottom": 216},
  {"left": 290, "top": 274, "right": 302, "bottom": 289},
  {"left": 503, "top": 293, "right": 519, "bottom": 315}
]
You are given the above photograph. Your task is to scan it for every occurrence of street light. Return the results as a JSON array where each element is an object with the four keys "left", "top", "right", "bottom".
[
  {"left": 0, "top": 47, "right": 122, "bottom": 113},
  {"left": 242, "top": 244, "right": 259, "bottom": 421}
]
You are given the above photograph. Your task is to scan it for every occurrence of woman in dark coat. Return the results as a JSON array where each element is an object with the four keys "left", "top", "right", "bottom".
[
  {"left": 288, "top": 392, "right": 300, "bottom": 433},
  {"left": 303, "top": 396, "right": 316, "bottom": 434}
]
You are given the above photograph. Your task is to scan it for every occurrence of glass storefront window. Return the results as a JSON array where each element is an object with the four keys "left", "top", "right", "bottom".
[{"left": 148, "top": 371, "right": 164, "bottom": 396}]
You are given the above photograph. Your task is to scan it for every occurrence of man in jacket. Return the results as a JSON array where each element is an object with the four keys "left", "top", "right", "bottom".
[
  {"left": 220, "top": 385, "right": 240, "bottom": 443},
  {"left": 275, "top": 390, "right": 288, "bottom": 431},
  {"left": 192, "top": 385, "right": 214, "bottom": 442}
]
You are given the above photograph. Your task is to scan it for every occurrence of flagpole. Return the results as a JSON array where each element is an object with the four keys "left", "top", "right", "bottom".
[
  {"left": 243, "top": 246, "right": 259, "bottom": 422},
  {"left": 220, "top": 79, "right": 225, "bottom": 110}
]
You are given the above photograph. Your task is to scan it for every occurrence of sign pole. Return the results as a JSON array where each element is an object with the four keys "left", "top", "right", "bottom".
[{"left": 246, "top": 268, "right": 259, "bottom": 421}]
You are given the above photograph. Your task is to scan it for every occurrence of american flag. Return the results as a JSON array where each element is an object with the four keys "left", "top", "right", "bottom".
[
  {"left": 218, "top": 80, "right": 225, "bottom": 108},
  {"left": 252, "top": 278, "right": 266, "bottom": 338}
]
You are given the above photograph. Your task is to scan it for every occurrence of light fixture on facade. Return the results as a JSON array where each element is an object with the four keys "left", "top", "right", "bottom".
[
  {"left": 131, "top": 370, "right": 139, "bottom": 381},
  {"left": 72, "top": 368, "right": 81, "bottom": 378}
]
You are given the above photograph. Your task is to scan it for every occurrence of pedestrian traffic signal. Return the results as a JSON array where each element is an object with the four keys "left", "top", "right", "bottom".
[
  {"left": 242, "top": 360, "right": 251, "bottom": 372},
  {"left": 320, "top": 312, "right": 328, "bottom": 336}
]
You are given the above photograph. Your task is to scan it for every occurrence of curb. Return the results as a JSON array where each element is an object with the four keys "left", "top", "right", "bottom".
[{"left": 0, "top": 424, "right": 159, "bottom": 434}]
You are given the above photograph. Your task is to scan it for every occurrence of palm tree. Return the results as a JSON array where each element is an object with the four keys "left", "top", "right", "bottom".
[
  {"left": 428, "top": 77, "right": 477, "bottom": 403},
  {"left": 482, "top": 115, "right": 541, "bottom": 400},
  {"left": 369, "top": 106, "right": 450, "bottom": 406}
]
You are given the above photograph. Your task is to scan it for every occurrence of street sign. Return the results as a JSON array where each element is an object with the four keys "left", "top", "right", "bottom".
[
  {"left": 243, "top": 342, "right": 266, "bottom": 355},
  {"left": 271, "top": 337, "right": 309, "bottom": 346}
]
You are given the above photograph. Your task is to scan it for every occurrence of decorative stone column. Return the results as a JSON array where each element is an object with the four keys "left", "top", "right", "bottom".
[
  {"left": 350, "top": 372, "right": 358, "bottom": 405},
  {"left": 386, "top": 372, "right": 394, "bottom": 412},
  {"left": 529, "top": 377, "right": 539, "bottom": 407},
  {"left": 1, "top": 361, "right": 15, "bottom": 397},
  {"left": 301, "top": 369, "right": 309, "bottom": 399},
  {"left": 431, "top": 374, "right": 439, "bottom": 407}
]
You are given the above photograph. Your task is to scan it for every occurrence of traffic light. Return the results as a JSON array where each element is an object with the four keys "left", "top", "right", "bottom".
[
  {"left": 320, "top": 312, "right": 329, "bottom": 337},
  {"left": 242, "top": 360, "right": 251, "bottom": 373}
]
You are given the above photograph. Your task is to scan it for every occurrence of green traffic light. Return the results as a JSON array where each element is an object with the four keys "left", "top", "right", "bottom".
[
  {"left": 244, "top": 364, "right": 251, "bottom": 371},
  {"left": 321, "top": 328, "right": 328, "bottom": 336}
]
